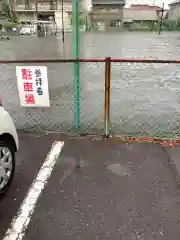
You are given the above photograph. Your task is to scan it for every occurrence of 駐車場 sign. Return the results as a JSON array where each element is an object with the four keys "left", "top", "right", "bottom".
[{"left": 16, "top": 66, "right": 50, "bottom": 107}]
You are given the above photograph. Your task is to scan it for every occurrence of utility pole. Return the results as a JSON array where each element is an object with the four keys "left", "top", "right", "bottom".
[
  {"left": 72, "top": 0, "right": 80, "bottom": 130},
  {"left": 61, "top": 0, "right": 64, "bottom": 42},
  {"left": 158, "top": 2, "right": 164, "bottom": 35}
]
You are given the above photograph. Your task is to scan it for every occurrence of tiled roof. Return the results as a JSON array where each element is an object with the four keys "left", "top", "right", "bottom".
[
  {"left": 130, "top": 4, "right": 162, "bottom": 10},
  {"left": 169, "top": 0, "right": 180, "bottom": 5}
]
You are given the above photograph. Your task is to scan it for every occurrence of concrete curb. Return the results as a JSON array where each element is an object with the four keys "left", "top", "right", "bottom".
[{"left": 17, "top": 130, "right": 180, "bottom": 182}]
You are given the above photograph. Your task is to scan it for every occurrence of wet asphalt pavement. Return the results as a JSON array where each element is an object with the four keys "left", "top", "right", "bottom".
[
  {"left": 1, "top": 133, "right": 180, "bottom": 239},
  {"left": 0, "top": 132, "right": 54, "bottom": 239},
  {"left": 2, "top": 32, "right": 180, "bottom": 138}
]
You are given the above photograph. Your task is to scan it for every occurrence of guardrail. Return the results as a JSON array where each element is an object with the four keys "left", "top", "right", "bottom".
[{"left": 1, "top": 57, "right": 180, "bottom": 144}]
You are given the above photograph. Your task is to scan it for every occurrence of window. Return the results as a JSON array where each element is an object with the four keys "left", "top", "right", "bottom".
[
  {"left": 96, "top": 6, "right": 103, "bottom": 11},
  {"left": 79, "top": 2, "right": 83, "bottom": 10},
  {"left": 24, "top": 0, "right": 31, "bottom": 10},
  {"left": 109, "top": 20, "right": 121, "bottom": 27}
]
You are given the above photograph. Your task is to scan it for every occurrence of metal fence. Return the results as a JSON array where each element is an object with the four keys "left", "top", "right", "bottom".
[
  {"left": 123, "top": 20, "right": 180, "bottom": 32},
  {"left": 0, "top": 61, "right": 73, "bottom": 132},
  {"left": 1, "top": 57, "right": 180, "bottom": 140}
]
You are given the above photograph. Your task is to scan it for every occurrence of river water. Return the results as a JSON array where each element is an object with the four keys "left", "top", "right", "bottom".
[{"left": 1, "top": 32, "right": 180, "bottom": 138}]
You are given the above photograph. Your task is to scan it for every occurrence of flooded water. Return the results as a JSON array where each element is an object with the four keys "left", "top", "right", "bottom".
[{"left": 1, "top": 32, "right": 180, "bottom": 138}]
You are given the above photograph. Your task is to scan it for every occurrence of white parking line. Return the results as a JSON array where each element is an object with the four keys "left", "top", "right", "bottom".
[{"left": 3, "top": 141, "right": 64, "bottom": 240}]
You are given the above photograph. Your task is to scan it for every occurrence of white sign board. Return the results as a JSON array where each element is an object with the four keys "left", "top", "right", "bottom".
[{"left": 16, "top": 66, "right": 50, "bottom": 107}]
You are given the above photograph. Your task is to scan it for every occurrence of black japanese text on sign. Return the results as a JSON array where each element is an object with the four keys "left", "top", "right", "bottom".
[{"left": 35, "top": 68, "right": 43, "bottom": 96}]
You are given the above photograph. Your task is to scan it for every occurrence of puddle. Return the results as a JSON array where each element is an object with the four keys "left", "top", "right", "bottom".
[{"left": 108, "top": 163, "right": 131, "bottom": 177}]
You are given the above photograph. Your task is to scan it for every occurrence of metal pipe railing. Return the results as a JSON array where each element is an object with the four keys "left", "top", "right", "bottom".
[
  {"left": 0, "top": 59, "right": 105, "bottom": 64},
  {"left": 110, "top": 58, "right": 180, "bottom": 63},
  {"left": 104, "top": 57, "right": 111, "bottom": 137},
  {"left": 1, "top": 57, "right": 180, "bottom": 142},
  {"left": 1, "top": 57, "right": 180, "bottom": 64}
]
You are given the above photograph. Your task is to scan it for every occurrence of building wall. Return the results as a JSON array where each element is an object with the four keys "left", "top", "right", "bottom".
[
  {"left": 168, "top": 3, "right": 180, "bottom": 21},
  {"left": 17, "top": 12, "right": 36, "bottom": 22},
  {"left": 14, "top": 0, "right": 84, "bottom": 12},
  {"left": 14, "top": 0, "right": 84, "bottom": 31},
  {"left": 55, "top": 11, "right": 71, "bottom": 31},
  {"left": 123, "top": 8, "right": 159, "bottom": 21},
  {"left": 90, "top": 7, "right": 123, "bottom": 31},
  {"left": 83, "top": 0, "right": 92, "bottom": 11},
  {"left": 89, "top": 1, "right": 125, "bottom": 31}
]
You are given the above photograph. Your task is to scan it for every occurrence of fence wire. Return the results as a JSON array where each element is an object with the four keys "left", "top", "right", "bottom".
[
  {"left": 0, "top": 61, "right": 105, "bottom": 134},
  {"left": 0, "top": 62, "right": 74, "bottom": 132},
  {"left": 2, "top": 59, "right": 180, "bottom": 139},
  {"left": 80, "top": 62, "right": 105, "bottom": 134},
  {"left": 111, "top": 62, "right": 180, "bottom": 139}
]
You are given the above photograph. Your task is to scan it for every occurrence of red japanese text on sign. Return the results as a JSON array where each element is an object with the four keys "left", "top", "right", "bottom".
[
  {"left": 25, "top": 94, "right": 35, "bottom": 105},
  {"left": 23, "top": 82, "right": 34, "bottom": 92},
  {"left": 21, "top": 68, "right": 33, "bottom": 80},
  {"left": 16, "top": 66, "right": 50, "bottom": 107}
]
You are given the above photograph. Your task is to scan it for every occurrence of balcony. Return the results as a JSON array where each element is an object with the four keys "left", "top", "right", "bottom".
[
  {"left": 93, "top": 8, "right": 123, "bottom": 13},
  {"left": 92, "top": 0, "right": 125, "bottom": 6},
  {"left": 15, "top": 2, "right": 73, "bottom": 12}
]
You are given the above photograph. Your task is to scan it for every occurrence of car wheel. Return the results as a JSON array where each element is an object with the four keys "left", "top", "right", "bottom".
[{"left": 0, "top": 140, "right": 15, "bottom": 196}]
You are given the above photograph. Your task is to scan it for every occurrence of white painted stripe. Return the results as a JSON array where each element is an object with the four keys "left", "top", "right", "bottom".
[{"left": 3, "top": 141, "right": 64, "bottom": 240}]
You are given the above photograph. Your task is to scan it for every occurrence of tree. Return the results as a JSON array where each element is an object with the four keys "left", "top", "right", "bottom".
[
  {"left": 0, "top": 0, "right": 17, "bottom": 22},
  {"left": 25, "top": 0, "right": 30, "bottom": 10}
]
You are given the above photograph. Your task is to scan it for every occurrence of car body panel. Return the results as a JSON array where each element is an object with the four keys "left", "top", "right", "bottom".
[
  {"left": 20, "top": 27, "right": 32, "bottom": 35},
  {"left": 20, "top": 25, "right": 36, "bottom": 35},
  {"left": 0, "top": 107, "right": 19, "bottom": 151}
]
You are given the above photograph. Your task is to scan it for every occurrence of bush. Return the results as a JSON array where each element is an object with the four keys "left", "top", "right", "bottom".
[{"left": 4, "top": 22, "right": 18, "bottom": 31}]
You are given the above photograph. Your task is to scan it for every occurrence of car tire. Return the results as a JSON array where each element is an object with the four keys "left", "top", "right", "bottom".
[{"left": 0, "top": 140, "right": 15, "bottom": 197}]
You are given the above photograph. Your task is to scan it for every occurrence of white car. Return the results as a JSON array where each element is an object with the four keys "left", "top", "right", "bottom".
[
  {"left": 20, "top": 26, "right": 33, "bottom": 35},
  {"left": 0, "top": 99, "right": 19, "bottom": 196},
  {"left": 12, "top": 27, "right": 17, "bottom": 32}
]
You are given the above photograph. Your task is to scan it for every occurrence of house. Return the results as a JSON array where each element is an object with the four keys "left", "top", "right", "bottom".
[
  {"left": 168, "top": 0, "right": 180, "bottom": 21},
  {"left": 123, "top": 4, "right": 163, "bottom": 21},
  {"left": 88, "top": 0, "right": 126, "bottom": 31},
  {"left": 14, "top": 0, "right": 86, "bottom": 31},
  {"left": 123, "top": 4, "right": 167, "bottom": 30}
]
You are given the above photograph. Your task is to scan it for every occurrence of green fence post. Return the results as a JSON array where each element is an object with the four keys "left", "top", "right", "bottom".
[{"left": 72, "top": 0, "right": 80, "bottom": 130}]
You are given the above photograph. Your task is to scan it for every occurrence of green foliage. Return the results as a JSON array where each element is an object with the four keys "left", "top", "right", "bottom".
[
  {"left": 122, "top": 19, "right": 180, "bottom": 32},
  {"left": 148, "top": 21, "right": 157, "bottom": 31},
  {"left": 161, "top": 20, "right": 179, "bottom": 31},
  {"left": 176, "top": 18, "right": 180, "bottom": 31},
  {"left": 70, "top": 13, "right": 86, "bottom": 26},
  {"left": 0, "top": 0, "right": 17, "bottom": 22},
  {"left": 4, "top": 21, "right": 18, "bottom": 31}
]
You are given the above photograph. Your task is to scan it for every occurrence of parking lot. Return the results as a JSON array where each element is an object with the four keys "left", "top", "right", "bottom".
[
  {"left": 0, "top": 132, "right": 57, "bottom": 239},
  {"left": 1, "top": 132, "right": 180, "bottom": 239},
  {"left": 2, "top": 32, "right": 180, "bottom": 138}
]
